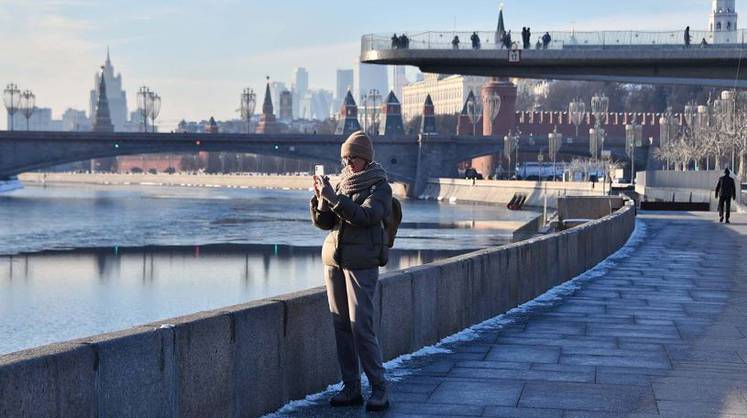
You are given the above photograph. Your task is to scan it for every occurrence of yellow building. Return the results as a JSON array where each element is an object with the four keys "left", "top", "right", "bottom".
[{"left": 401, "top": 74, "right": 488, "bottom": 121}]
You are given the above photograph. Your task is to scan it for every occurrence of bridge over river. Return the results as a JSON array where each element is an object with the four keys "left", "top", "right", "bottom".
[
  {"left": 0, "top": 131, "right": 640, "bottom": 195},
  {"left": 361, "top": 29, "right": 747, "bottom": 88}
]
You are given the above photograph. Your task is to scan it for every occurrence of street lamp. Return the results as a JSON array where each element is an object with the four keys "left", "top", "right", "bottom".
[
  {"left": 240, "top": 88, "right": 256, "bottom": 134},
  {"left": 591, "top": 93, "right": 609, "bottom": 154},
  {"left": 148, "top": 92, "right": 161, "bottom": 133},
  {"left": 363, "top": 89, "right": 381, "bottom": 136},
  {"left": 538, "top": 152, "right": 547, "bottom": 222},
  {"left": 137, "top": 86, "right": 152, "bottom": 132},
  {"left": 548, "top": 126, "right": 563, "bottom": 181},
  {"left": 684, "top": 103, "right": 697, "bottom": 128},
  {"left": 3, "top": 83, "right": 21, "bottom": 131},
  {"left": 466, "top": 92, "right": 482, "bottom": 136},
  {"left": 19, "top": 90, "right": 36, "bottom": 131},
  {"left": 659, "top": 108, "right": 677, "bottom": 170},
  {"left": 568, "top": 98, "right": 586, "bottom": 140},
  {"left": 588, "top": 127, "right": 605, "bottom": 161},
  {"left": 504, "top": 130, "right": 519, "bottom": 179},
  {"left": 626, "top": 122, "right": 642, "bottom": 184},
  {"left": 718, "top": 90, "right": 738, "bottom": 170}
]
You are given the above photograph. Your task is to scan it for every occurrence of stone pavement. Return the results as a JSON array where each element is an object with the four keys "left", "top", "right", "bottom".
[{"left": 274, "top": 212, "right": 747, "bottom": 417}]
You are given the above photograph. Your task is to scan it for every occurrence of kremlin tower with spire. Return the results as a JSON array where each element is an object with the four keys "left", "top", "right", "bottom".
[{"left": 89, "top": 48, "right": 128, "bottom": 131}]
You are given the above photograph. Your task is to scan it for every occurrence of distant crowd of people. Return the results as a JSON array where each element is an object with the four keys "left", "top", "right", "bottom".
[
  {"left": 390, "top": 33, "right": 410, "bottom": 49},
  {"left": 391, "top": 26, "right": 707, "bottom": 52},
  {"left": 448, "top": 30, "right": 552, "bottom": 50}
]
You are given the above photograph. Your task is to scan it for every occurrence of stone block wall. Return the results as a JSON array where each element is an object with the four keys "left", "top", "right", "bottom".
[{"left": 0, "top": 203, "right": 636, "bottom": 417}]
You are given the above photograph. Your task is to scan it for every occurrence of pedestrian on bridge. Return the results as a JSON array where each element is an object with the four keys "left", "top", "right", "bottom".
[
  {"left": 399, "top": 34, "right": 410, "bottom": 49},
  {"left": 526, "top": 27, "right": 532, "bottom": 48},
  {"left": 504, "top": 30, "right": 513, "bottom": 49},
  {"left": 311, "top": 130, "right": 393, "bottom": 412},
  {"left": 391, "top": 33, "right": 399, "bottom": 49},
  {"left": 715, "top": 168, "right": 736, "bottom": 223},
  {"left": 452, "top": 35, "right": 460, "bottom": 49},
  {"left": 684, "top": 26, "right": 691, "bottom": 47},
  {"left": 471, "top": 31, "right": 481, "bottom": 49},
  {"left": 542, "top": 32, "right": 552, "bottom": 49}
]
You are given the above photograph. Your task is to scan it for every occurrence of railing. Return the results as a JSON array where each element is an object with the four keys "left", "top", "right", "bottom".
[{"left": 362, "top": 29, "right": 747, "bottom": 52}]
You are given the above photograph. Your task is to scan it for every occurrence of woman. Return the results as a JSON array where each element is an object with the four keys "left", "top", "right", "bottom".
[{"left": 310, "top": 130, "right": 392, "bottom": 412}]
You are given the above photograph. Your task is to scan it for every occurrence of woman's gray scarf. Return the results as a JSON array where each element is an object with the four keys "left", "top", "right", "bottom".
[{"left": 337, "top": 161, "right": 387, "bottom": 195}]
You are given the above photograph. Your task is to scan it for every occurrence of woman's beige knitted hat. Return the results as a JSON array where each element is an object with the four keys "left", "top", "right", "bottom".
[{"left": 340, "top": 130, "right": 374, "bottom": 161}]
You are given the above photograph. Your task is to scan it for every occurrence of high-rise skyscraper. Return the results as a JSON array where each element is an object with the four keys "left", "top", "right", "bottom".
[
  {"left": 292, "top": 67, "right": 309, "bottom": 118},
  {"left": 279, "top": 90, "right": 293, "bottom": 122},
  {"left": 269, "top": 81, "right": 287, "bottom": 115},
  {"left": 336, "top": 69, "right": 354, "bottom": 101},
  {"left": 310, "top": 89, "right": 333, "bottom": 120},
  {"left": 353, "top": 62, "right": 388, "bottom": 107},
  {"left": 709, "top": 0, "right": 738, "bottom": 43},
  {"left": 389, "top": 66, "right": 407, "bottom": 101},
  {"left": 334, "top": 69, "right": 354, "bottom": 113},
  {"left": 89, "top": 49, "right": 128, "bottom": 131}
]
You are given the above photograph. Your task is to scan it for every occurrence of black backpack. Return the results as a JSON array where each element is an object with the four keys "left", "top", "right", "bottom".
[
  {"left": 363, "top": 184, "right": 402, "bottom": 248},
  {"left": 383, "top": 197, "right": 403, "bottom": 248}
]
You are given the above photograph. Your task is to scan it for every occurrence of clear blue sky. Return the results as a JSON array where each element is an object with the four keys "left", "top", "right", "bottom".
[{"left": 0, "top": 0, "right": 727, "bottom": 129}]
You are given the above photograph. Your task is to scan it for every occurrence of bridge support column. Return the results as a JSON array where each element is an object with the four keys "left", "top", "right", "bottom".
[{"left": 413, "top": 134, "right": 457, "bottom": 198}]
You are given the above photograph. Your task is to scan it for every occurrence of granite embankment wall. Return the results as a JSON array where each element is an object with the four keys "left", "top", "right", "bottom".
[
  {"left": 18, "top": 172, "right": 411, "bottom": 197},
  {"left": 422, "top": 178, "right": 606, "bottom": 209},
  {"left": 0, "top": 201, "right": 635, "bottom": 417}
]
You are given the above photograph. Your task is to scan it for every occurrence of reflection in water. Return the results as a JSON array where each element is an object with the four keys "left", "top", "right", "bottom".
[
  {"left": 0, "top": 244, "right": 468, "bottom": 355},
  {"left": 0, "top": 184, "right": 538, "bottom": 355}
]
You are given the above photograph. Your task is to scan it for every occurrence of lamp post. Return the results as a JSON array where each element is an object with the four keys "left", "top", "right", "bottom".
[
  {"left": 19, "top": 90, "right": 36, "bottom": 131},
  {"left": 137, "top": 86, "right": 152, "bottom": 132},
  {"left": 601, "top": 150, "right": 611, "bottom": 195},
  {"left": 364, "top": 89, "right": 381, "bottom": 136},
  {"left": 240, "top": 88, "right": 256, "bottom": 134},
  {"left": 588, "top": 127, "right": 605, "bottom": 161},
  {"left": 466, "top": 92, "right": 482, "bottom": 136},
  {"left": 3, "top": 83, "right": 21, "bottom": 131},
  {"left": 659, "top": 108, "right": 677, "bottom": 170},
  {"left": 568, "top": 98, "right": 586, "bottom": 140},
  {"left": 591, "top": 92, "right": 609, "bottom": 154},
  {"left": 148, "top": 92, "right": 161, "bottom": 133},
  {"left": 626, "top": 122, "right": 642, "bottom": 184},
  {"left": 548, "top": 126, "right": 562, "bottom": 181},
  {"left": 504, "top": 130, "right": 519, "bottom": 179},
  {"left": 538, "top": 152, "right": 547, "bottom": 222}
]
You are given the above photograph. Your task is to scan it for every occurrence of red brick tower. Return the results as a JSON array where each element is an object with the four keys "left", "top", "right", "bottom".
[
  {"left": 256, "top": 76, "right": 279, "bottom": 134},
  {"left": 472, "top": 78, "right": 517, "bottom": 177}
]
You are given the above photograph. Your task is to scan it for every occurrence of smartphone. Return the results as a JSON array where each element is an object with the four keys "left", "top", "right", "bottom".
[{"left": 314, "top": 165, "right": 325, "bottom": 177}]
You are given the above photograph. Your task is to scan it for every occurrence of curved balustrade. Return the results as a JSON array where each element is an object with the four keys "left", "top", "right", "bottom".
[{"left": 362, "top": 29, "right": 747, "bottom": 52}]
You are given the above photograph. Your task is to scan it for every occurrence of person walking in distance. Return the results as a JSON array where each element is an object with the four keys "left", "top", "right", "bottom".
[
  {"left": 716, "top": 168, "right": 737, "bottom": 223},
  {"left": 684, "top": 26, "right": 691, "bottom": 47},
  {"left": 311, "top": 130, "right": 392, "bottom": 412}
]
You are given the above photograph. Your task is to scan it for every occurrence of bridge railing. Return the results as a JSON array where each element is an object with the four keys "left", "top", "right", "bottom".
[{"left": 362, "top": 29, "right": 747, "bottom": 52}]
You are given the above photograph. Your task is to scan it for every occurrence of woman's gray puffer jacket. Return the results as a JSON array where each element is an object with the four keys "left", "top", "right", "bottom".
[{"left": 310, "top": 179, "right": 392, "bottom": 269}]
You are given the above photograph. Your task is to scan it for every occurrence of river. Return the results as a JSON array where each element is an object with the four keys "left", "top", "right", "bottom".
[{"left": 0, "top": 183, "right": 537, "bottom": 354}]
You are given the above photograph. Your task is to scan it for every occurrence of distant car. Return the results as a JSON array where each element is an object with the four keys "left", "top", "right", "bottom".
[{"left": 465, "top": 168, "right": 483, "bottom": 180}]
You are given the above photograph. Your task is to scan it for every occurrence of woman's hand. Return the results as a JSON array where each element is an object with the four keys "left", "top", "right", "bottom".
[
  {"left": 312, "top": 175, "right": 322, "bottom": 198},
  {"left": 320, "top": 177, "right": 339, "bottom": 205}
]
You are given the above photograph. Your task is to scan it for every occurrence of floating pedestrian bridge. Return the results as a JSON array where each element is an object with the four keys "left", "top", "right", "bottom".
[{"left": 361, "top": 29, "right": 747, "bottom": 88}]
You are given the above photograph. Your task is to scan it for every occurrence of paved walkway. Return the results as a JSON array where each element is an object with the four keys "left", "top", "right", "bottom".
[{"left": 277, "top": 212, "right": 747, "bottom": 417}]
